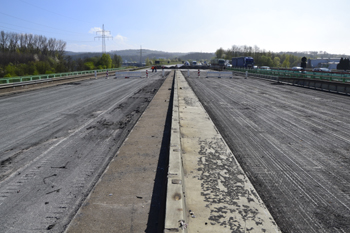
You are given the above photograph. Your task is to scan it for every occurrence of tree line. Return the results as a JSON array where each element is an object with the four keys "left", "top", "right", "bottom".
[
  {"left": 0, "top": 31, "right": 66, "bottom": 57},
  {"left": 215, "top": 45, "right": 303, "bottom": 68},
  {"left": 0, "top": 31, "right": 122, "bottom": 78},
  {"left": 337, "top": 58, "right": 350, "bottom": 70},
  {"left": 71, "top": 54, "right": 122, "bottom": 71}
]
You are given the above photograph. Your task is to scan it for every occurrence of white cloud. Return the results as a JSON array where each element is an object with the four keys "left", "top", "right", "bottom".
[
  {"left": 114, "top": 34, "right": 127, "bottom": 42},
  {"left": 88, "top": 27, "right": 102, "bottom": 34}
]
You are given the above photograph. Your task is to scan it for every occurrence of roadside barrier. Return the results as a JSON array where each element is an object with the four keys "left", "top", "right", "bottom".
[
  {"left": 231, "top": 70, "right": 350, "bottom": 95},
  {"left": 0, "top": 72, "right": 102, "bottom": 91},
  {"left": 0, "top": 68, "right": 123, "bottom": 84},
  {"left": 229, "top": 67, "right": 350, "bottom": 83}
]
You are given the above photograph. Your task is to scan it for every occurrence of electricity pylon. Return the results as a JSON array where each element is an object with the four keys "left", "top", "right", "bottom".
[{"left": 95, "top": 24, "right": 112, "bottom": 54}]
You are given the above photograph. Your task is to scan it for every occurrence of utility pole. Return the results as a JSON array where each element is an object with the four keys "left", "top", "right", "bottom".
[{"left": 95, "top": 24, "right": 112, "bottom": 54}]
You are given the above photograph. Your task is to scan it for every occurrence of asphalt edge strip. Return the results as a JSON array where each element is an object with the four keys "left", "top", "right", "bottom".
[{"left": 164, "top": 71, "right": 188, "bottom": 232}]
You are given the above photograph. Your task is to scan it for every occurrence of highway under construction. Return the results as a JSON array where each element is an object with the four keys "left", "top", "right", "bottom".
[{"left": 0, "top": 68, "right": 349, "bottom": 233}]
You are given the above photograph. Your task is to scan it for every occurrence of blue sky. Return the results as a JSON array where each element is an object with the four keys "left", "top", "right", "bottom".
[{"left": 1, "top": 0, "right": 349, "bottom": 55}]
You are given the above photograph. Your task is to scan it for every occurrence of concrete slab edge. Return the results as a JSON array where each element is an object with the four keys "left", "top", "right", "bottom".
[{"left": 164, "top": 72, "right": 188, "bottom": 232}]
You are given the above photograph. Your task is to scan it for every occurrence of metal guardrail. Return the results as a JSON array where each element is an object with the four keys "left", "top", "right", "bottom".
[
  {"left": 230, "top": 70, "right": 350, "bottom": 95},
  {"left": 0, "top": 68, "right": 123, "bottom": 84},
  {"left": 229, "top": 68, "right": 350, "bottom": 83},
  {"left": 0, "top": 72, "right": 97, "bottom": 90}
]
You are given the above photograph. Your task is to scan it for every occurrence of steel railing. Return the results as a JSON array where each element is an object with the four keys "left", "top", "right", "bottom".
[
  {"left": 228, "top": 68, "right": 350, "bottom": 83},
  {"left": 0, "top": 68, "right": 124, "bottom": 84}
]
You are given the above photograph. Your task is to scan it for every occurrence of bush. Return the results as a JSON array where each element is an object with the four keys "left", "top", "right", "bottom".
[{"left": 84, "top": 61, "right": 95, "bottom": 70}]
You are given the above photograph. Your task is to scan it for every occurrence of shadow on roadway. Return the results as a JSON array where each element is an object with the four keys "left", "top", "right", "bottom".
[{"left": 145, "top": 73, "right": 174, "bottom": 232}]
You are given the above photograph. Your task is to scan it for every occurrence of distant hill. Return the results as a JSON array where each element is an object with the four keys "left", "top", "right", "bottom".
[
  {"left": 277, "top": 51, "right": 348, "bottom": 59},
  {"left": 180, "top": 52, "right": 215, "bottom": 61},
  {"left": 64, "top": 49, "right": 215, "bottom": 62}
]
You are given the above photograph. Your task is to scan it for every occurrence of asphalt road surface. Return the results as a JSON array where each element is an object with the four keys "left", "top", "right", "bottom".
[
  {"left": 185, "top": 72, "right": 350, "bottom": 233},
  {"left": 0, "top": 72, "right": 167, "bottom": 233}
]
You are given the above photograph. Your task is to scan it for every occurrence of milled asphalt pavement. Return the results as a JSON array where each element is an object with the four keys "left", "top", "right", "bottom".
[
  {"left": 65, "top": 70, "right": 281, "bottom": 233},
  {"left": 65, "top": 72, "right": 174, "bottom": 233}
]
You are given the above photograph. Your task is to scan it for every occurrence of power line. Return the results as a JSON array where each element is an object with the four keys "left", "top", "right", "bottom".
[
  {"left": 0, "top": 22, "right": 68, "bottom": 36},
  {"left": 0, "top": 11, "right": 86, "bottom": 36}
]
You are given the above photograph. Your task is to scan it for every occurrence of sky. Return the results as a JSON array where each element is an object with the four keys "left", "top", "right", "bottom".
[{"left": 1, "top": 0, "right": 350, "bottom": 55}]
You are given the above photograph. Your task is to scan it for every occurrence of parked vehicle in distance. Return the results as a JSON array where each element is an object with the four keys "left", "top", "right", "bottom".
[
  {"left": 292, "top": 66, "right": 303, "bottom": 71},
  {"left": 184, "top": 61, "right": 190, "bottom": 66},
  {"left": 253, "top": 66, "right": 258, "bottom": 69},
  {"left": 231, "top": 57, "right": 254, "bottom": 68},
  {"left": 192, "top": 61, "right": 197, "bottom": 66},
  {"left": 313, "top": 68, "right": 331, "bottom": 72},
  {"left": 292, "top": 66, "right": 306, "bottom": 73},
  {"left": 226, "top": 63, "right": 232, "bottom": 67},
  {"left": 210, "top": 58, "right": 226, "bottom": 70},
  {"left": 260, "top": 66, "right": 270, "bottom": 70}
]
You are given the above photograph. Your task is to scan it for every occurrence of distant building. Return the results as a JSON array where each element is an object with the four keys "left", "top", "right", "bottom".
[
  {"left": 327, "top": 62, "right": 339, "bottom": 70},
  {"left": 308, "top": 58, "right": 340, "bottom": 69}
]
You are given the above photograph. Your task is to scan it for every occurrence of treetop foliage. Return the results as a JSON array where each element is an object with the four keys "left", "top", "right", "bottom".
[
  {"left": 215, "top": 45, "right": 348, "bottom": 68},
  {"left": 0, "top": 31, "right": 66, "bottom": 58},
  {"left": 215, "top": 45, "right": 304, "bottom": 68},
  {"left": 337, "top": 57, "right": 350, "bottom": 70},
  {"left": 0, "top": 31, "right": 122, "bottom": 78}
]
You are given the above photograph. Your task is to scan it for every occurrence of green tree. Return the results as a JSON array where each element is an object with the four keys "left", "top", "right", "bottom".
[
  {"left": 113, "top": 54, "right": 122, "bottom": 68},
  {"left": 35, "top": 61, "right": 51, "bottom": 75},
  {"left": 281, "top": 55, "right": 290, "bottom": 68},
  {"left": 4, "top": 63, "right": 16, "bottom": 77},
  {"left": 98, "top": 53, "right": 112, "bottom": 69},
  {"left": 273, "top": 57, "right": 281, "bottom": 67},
  {"left": 145, "top": 58, "right": 152, "bottom": 66},
  {"left": 215, "top": 47, "right": 225, "bottom": 58},
  {"left": 84, "top": 61, "right": 95, "bottom": 70},
  {"left": 337, "top": 58, "right": 344, "bottom": 70}
]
